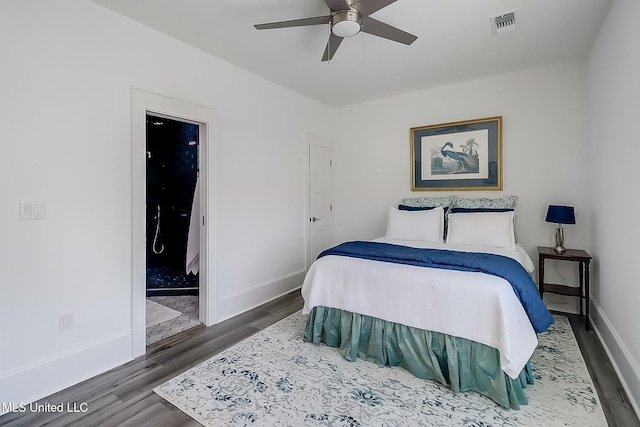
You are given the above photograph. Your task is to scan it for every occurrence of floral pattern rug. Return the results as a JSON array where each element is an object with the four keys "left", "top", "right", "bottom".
[{"left": 154, "top": 313, "right": 606, "bottom": 426}]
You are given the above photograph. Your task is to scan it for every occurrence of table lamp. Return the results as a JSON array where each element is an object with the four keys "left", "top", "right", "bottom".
[{"left": 545, "top": 205, "right": 575, "bottom": 253}]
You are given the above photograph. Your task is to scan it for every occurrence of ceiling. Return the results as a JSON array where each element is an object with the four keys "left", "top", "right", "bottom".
[{"left": 90, "top": 0, "right": 612, "bottom": 107}]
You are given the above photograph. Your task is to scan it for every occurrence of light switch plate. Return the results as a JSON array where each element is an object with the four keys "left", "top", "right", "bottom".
[{"left": 20, "top": 200, "right": 46, "bottom": 220}]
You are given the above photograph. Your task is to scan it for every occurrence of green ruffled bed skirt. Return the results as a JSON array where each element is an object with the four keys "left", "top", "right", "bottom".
[{"left": 303, "top": 306, "right": 533, "bottom": 409}]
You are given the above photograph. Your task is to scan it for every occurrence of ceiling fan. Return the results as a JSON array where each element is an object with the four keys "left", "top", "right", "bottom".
[{"left": 254, "top": 0, "right": 417, "bottom": 62}]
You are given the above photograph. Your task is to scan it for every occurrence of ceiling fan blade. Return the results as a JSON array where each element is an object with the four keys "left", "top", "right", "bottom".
[
  {"left": 254, "top": 15, "right": 330, "bottom": 30},
  {"left": 361, "top": 17, "right": 417, "bottom": 45},
  {"left": 351, "top": 0, "right": 397, "bottom": 16},
  {"left": 324, "top": 0, "right": 351, "bottom": 12},
  {"left": 321, "top": 33, "right": 345, "bottom": 61}
]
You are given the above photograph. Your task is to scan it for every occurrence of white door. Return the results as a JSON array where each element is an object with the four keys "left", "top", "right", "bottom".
[{"left": 309, "top": 143, "right": 333, "bottom": 265}]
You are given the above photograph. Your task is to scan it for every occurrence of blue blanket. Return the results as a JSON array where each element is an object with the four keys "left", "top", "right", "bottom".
[{"left": 318, "top": 241, "right": 553, "bottom": 333}]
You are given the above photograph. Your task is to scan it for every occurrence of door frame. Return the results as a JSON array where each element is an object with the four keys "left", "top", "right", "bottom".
[
  {"left": 131, "top": 88, "right": 217, "bottom": 357},
  {"left": 306, "top": 134, "right": 334, "bottom": 269}
]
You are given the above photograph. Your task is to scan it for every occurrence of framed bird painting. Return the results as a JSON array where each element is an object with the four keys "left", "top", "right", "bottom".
[{"left": 410, "top": 116, "right": 502, "bottom": 191}]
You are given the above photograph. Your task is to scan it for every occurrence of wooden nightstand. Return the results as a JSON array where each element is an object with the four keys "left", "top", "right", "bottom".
[{"left": 537, "top": 246, "right": 592, "bottom": 330}]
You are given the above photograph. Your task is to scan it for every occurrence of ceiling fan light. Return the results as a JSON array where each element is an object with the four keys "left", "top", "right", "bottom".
[{"left": 331, "top": 10, "right": 361, "bottom": 38}]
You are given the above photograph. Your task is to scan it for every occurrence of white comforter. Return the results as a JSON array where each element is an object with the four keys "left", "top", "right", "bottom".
[{"left": 301, "top": 237, "right": 538, "bottom": 379}]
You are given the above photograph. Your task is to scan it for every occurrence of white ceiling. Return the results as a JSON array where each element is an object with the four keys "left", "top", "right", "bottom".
[{"left": 90, "top": 0, "right": 612, "bottom": 107}]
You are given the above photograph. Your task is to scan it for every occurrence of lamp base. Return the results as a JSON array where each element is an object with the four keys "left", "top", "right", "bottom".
[
  {"left": 554, "top": 226, "right": 566, "bottom": 253},
  {"left": 553, "top": 245, "right": 567, "bottom": 254}
]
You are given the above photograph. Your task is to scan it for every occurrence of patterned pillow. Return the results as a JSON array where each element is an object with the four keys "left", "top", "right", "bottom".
[
  {"left": 400, "top": 195, "right": 456, "bottom": 209},
  {"left": 453, "top": 196, "right": 518, "bottom": 210}
]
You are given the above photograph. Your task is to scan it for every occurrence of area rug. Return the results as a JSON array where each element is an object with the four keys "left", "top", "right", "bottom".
[
  {"left": 146, "top": 299, "right": 181, "bottom": 327},
  {"left": 154, "top": 313, "right": 606, "bottom": 426}
]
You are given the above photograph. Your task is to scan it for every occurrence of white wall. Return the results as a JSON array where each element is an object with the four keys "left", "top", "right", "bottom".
[
  {"left": 588, "top": 0, "right": 640, "bottom": 414},
  {"left": 0, "top": 0, "right": 333, "bottom": 408},
  {"left": 332, "top": 61, "right": 591, "bottom": 267}
]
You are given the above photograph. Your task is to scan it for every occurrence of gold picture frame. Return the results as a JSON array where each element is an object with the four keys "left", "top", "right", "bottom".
[{"left": 410, "top": 116, "right": 502, "bottom": 191}]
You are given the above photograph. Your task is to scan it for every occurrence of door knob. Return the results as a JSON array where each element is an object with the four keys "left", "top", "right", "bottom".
[{"left": 311, "top": 217, "right": 321, "bottom": 222}]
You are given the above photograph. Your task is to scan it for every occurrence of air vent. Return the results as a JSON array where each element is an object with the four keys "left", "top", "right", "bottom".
[{"left": 490, "top": 10, "right": 518, "bottom": 35}]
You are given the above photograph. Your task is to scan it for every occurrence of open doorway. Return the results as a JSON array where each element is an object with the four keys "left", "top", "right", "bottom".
[
  {"left": 145, "top": 115, "right": 201, "bottom": 345},
  {"left": 131, "top": 88, "right": 216, "bottom": 358}
]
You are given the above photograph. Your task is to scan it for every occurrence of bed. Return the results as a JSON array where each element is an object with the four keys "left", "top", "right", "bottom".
[{"left": 301, "top": 196, "right": 553, "bottom": 409}]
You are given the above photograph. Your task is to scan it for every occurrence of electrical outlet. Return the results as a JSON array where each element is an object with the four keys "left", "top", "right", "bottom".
[{"left": 59, "top": 312, "right": 74, "bottom": 332}]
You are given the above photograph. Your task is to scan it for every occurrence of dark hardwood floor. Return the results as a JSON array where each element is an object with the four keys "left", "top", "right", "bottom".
[
  {"left": 1, "top": 291, "right": 637, "bottom": 426},
  {"left": 566, "top": 312, "right": 640, "bottom": 427}
]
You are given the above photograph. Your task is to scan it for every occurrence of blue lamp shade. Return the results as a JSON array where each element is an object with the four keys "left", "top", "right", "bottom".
[{"left": 545, "top": 205, "right": 576, "bottom": 225}]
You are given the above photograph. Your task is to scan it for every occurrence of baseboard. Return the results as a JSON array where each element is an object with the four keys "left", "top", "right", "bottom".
[
  {"left": 216, "top": 269, "right": 305, "bottom": 323},
  {"left": 0, "top": 332, "right": 131, "bottom": 415},
  {"left": 590, "top": 298, "right": 640, "bottom": 417}
]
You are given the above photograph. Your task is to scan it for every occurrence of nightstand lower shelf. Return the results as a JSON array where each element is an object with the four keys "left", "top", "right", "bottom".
[{"left": 542, "top": 283, "right": 582, "bottom": 297}]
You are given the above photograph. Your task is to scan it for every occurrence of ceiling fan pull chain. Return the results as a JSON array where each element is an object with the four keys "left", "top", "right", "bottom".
[
  {"left": 327, "top": 24, "right": 331, "bottom": 65},
  {"left": 361, "top": 31, "right": 364, "bottom": 67}
]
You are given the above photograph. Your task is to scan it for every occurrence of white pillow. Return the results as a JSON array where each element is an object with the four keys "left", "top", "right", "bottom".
[
  {"left": 386, "top": 206, "right": 444, "bottom": 243},
  {"left": 446, "top": 211, "right": 515, "bottom": 249}
]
